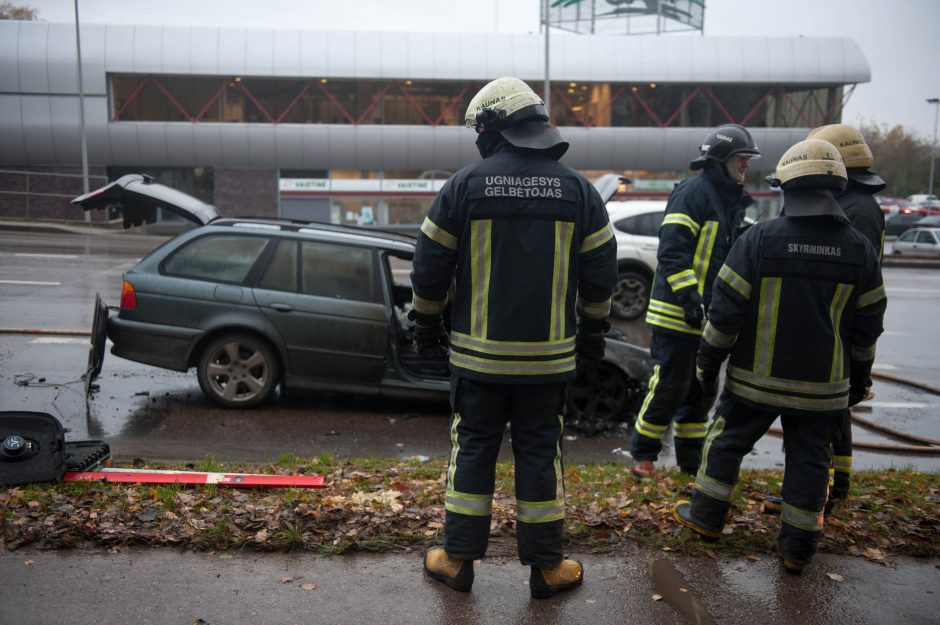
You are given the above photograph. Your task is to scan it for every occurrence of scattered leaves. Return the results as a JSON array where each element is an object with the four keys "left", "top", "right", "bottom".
[
  {"left": 301, "top": 583, "right": 317, "bottom": 591},
  {"left": 826, "top": 572, "right": 845, "bottom": 582},
  {"left": 652, "top": 594, "right": 663, "bottom": 602}
]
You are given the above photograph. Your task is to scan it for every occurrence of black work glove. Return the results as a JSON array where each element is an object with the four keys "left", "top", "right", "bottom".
[
  {"left": 576, "top": 318, "right": 609, "bottom": 363},
  {"left": 848, "top": 385, "right": 869, "bottom": 407},
  {"left": 696, "top": 366, "right": 719, "bottom": 400},
  {"left": 681, "top": 295, "right": 706, "bottom": 330},
  {"left": 410, "top": 310, "right": 448, "bottom": 355}
]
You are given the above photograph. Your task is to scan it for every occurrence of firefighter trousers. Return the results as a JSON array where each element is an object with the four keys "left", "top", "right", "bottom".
[
  {"left": 686, "top": 396, "right": 843, "bottom": 563},
  {"left": 630, "top": 331, "right": 713, "bottom": 469},
  {"left": 830, "top": 412, "right": 852, "bottom": 498},
  {"left": 443, "top": 375, "right": 567, "bottom": 566}
]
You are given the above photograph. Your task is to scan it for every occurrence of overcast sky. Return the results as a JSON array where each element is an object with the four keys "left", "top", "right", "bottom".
[{"left": 23, "top": 0, "right": 940, "bottom": 141}]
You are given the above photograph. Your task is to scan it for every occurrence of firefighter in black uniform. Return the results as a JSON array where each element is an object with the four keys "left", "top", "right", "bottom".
[
  {"left": 673, "top": 138, "right": 887, "bottom": 574},
  {"left": 764, "top": 124, "right": 887, "bottom": 515},
  {"left": 412, "top": 77, "right": 616, "bottom": 597},
  {"left": 630, "top": 124, "right": 759, "bottom": 478}
]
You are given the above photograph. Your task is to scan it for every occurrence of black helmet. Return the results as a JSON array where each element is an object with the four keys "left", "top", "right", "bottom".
[{"left": 690, "top": 124, "right": 761, "bottom": 171}]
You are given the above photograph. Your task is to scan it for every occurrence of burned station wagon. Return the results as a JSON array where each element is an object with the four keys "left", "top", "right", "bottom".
[{"left": 75, "top": 174, "right": 651, "bottom": 426}]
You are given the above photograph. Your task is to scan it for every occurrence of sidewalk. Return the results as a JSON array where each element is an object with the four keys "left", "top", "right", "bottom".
[{"left": 2, "top": 547, "right": 936, "bottom": 625}]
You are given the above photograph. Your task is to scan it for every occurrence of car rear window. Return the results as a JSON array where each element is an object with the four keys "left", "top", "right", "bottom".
[
  {"left": 615, "top": 211, "right": 664, "bottom": 237},
  {"left": 258, "top": 239, "right": 298, "bottom": 291},
  {"left": 301, "top": 241, "right": 375, "bottom": 302},
  {"left": 163, "top": 234, "right": 269, "bottom": 284}
]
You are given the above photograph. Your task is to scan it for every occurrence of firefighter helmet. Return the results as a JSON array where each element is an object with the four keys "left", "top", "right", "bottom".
[
  {"left": 465, "top": 77, "right": 568, "bottom": 157},
  {"left": 689, "top": 124, "right": 761, "bottom": 170},
  {"left": 766, "top": 138, "right": 847, "bottom": 190},
  {"left": 806, "top": 124, "right": 885, "bottom": 189}
]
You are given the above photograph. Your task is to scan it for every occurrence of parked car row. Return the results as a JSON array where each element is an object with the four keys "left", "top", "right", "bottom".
[
  {"left": 885, "top": 213, "right": 940, "bottom": 237},
  {"left": 879, "top": 194, "right": 940, "bottom": 217},
  {"left": 73, "top": 174, "right": 652, "bottom": 428},
  {"left": 891, "top": 227, "right": 940, "bottom": 258}
]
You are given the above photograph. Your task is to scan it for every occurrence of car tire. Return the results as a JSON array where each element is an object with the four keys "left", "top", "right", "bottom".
[
  {"left": 610, "top": 270, "right": 650, "bottom": 321},
  {"left": 197, "top": 333, "right": 279, "bottom": 408},
  {"left": 567, "top": 361, "right": 631, "bottom": 427}
]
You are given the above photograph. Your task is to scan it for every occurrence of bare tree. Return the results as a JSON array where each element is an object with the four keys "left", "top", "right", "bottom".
[
  {"left": 0, "top": 2, "right": 39, "bottom": 20},
  {"left": 861, "top": 122, "right": 933, "bottom": 198}
]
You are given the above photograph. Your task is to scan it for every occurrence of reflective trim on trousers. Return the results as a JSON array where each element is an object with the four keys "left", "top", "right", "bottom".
[
  {"left": 674, "top": 422, "right": 709, "bottom": 439},
  {"left": 516, "top": 498, "right": 565, "bottom": 523},
  {"left": 445, "top": 489, "right": 494, "bottom": 517},
  {"left": 832, "top": 454, "right": 852, "bottom": 473},
  {"left": 695, "top": 473, "right": 734, "bottom": 502},
  {"left": 781, "top": 502, "right": 824, "bottom": 532}
]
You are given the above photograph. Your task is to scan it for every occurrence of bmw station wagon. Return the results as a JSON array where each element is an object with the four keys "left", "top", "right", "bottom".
[{"left": 74, "top": 174, "right": 651, "bottom": 427}]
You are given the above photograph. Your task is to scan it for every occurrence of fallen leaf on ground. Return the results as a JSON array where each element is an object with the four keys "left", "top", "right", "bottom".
[
  {"left": 746, "top": 554, "right": 759, "bottom": 562},
  {"left": 585, "top": 599, "right": 597, "bottom": 604},
  {"left": 652, "top": 594, "right": 663, "bottom": 601},
  {"left": 301, "top": 583, "right": 317, "bottom": 591},
  {"left": 281, "top": 576, "right": 296, "bottom": 584},
  {"left": 826, "top": 573, "right": 844, "bottom": 581}
]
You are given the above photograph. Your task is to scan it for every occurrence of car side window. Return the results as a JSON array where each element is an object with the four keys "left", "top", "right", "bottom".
[
  {"left": 258, "top": 239, "right": 298, "bottom": 291},
  {"left": 637, "top": 212, "right": 665, "bottom": 236},
  {"left": 898, "top": 231, "right": 916, "bottom": 242},
  {"left": 163, "top": 234, "right": 269, "bottom": 284},
  {"left": 301, "top": 241, "right": 376, "bottom": 302},
  {"left": 917, "top": 231, "right": 937, "bottom": 245},
  {"left": 614, "top": 216, "right": 638, "bottom": 235}
]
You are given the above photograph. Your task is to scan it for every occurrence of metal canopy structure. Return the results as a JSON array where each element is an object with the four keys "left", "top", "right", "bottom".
[{"left": 544, "top": 0, "right": 705, "bottom": 36}]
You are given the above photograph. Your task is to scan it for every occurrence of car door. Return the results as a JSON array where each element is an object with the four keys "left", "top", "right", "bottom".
[
  {"left": 915, "top": 230, "right": 940, "bottom": 257},
  {"left": 894, "top": 230, "right": 917, "bottom": 254},
  {"left": 252, "top": 237, "right": 387, "bottom": 383}
]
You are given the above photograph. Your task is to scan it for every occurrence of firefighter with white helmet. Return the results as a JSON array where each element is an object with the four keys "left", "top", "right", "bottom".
[
  {"left": 413, "top": 77, "right": 616, "bottom": 597},
  {"left": 630, "top": 124, "right": 759, "bottom": 479},
  {"left": 764, "top": 124, "right": 888, "bottom": 516},
  {"left": 673, "top": 138, "right": 886, "bottom": 574}
]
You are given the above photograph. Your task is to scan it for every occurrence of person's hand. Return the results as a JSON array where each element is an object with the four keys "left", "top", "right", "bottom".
[
  {"left": 696, "top": 366, "right": 719, "bottom": 399},
  {"left": 576, "top": 330, "right": 606, "bottom": 362},
  {"left": 682, "top": 300, "right": 705, "bottom": 330},
  {"left": 848, "top": 384, "right": 870, "bottom": 407},
  {"left": 412, "top": 313, "right": 448, "bottom": 355}
]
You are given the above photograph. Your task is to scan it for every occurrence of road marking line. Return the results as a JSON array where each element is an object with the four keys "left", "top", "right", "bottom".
[
  {"left": 29, "top": 337, "right": 88, "bottom": 345},
  {"left": 886, "top": 287, "right": 940, "bottom": 294},
  {"left": 15, "top": 253, "right": 79, "bottom": 259},
  {"left": 872, "top": 364, "right": 899, "bottom": 370},
  {"left": 864, "top": 402, "right": 935, "bottom": 409},
  {"left": 0, "top": 280, "right": 60, "bottom": 286}
]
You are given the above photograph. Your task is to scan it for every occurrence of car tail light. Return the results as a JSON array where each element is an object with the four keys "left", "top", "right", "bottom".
[{"left": 120, "top": 280, "right": 137, "bottom": 309}]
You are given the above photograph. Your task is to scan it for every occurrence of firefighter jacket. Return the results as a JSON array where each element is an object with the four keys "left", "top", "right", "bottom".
[
  {"left": 838, "top": 178, "right": 886, "bottom": 262},
  {"left": 698, "top": 190, "right": 887, "bottom": 417},
  {"left": 645, "top": 166, "right": 754, "bottom": 339},
  {"left": 410, "top": 143, "right": 617, "bottom": 384}
]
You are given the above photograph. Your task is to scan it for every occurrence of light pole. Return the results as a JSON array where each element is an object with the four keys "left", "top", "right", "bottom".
[{"left": 928, "top": 98, "right": 939, "bottom": 198}]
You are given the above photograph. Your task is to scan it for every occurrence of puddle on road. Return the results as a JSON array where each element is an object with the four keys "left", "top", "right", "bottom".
[{"left": 649, "top": 558, "right": 718, "bottom": 625}]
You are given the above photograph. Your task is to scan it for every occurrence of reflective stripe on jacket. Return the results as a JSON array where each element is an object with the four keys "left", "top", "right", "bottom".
[{"left": 411, "top": 144, "right": 617, "bottom": 383}]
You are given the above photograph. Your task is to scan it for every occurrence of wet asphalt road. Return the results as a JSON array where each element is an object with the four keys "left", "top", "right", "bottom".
[{"left": 1, "top": 225, "right": 939, "bottom": 471}]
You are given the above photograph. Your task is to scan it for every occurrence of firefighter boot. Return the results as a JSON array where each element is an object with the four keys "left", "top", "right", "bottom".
[
  {"left": 530, "top": 559, "right": 584, "bottom": 599},
  {"left": 672, "top": 500, "right": 721, "bottom": 541},
  {"left": 776, "top": 541, "right": 808, "bottom": 576},
  {"left": 423, "top": 547, "right": 474, "bottom": 592}
]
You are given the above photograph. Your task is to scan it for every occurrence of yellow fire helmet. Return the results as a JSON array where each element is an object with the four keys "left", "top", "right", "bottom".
[{"left": 766, "top": 138, "right": 847, "bottom": 190}]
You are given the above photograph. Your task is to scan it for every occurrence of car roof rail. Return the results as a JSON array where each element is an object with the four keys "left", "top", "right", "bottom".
[{"left": 212, "top": 217, "right": 419, "bottom": 244}]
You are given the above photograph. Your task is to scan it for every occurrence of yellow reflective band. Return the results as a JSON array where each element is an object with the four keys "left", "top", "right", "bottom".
[
  {"left": 754, "top": 277, "right": 782, "bottom": 376},
  {"left": 695, "top": 473, "right": 734, "bottom": 502},
  {"left": 554, "top": 413, "right": 565, "bottom": 501},
  {"left": 850, "top": 342, "right": 877, "bottom": 362},
  {"left": 667, "top": 269, "right": 699, "bottom": 292},
  {"left": 450, "top": 332, "right": 575, "bottom": 356},
  {"left": 703, "top": 321, "right": 736, "bottom": 349},
  {"left": 699, "top": 415, "right": 726, "bottom": 478},
  {"left": 693, "top": 221, "right": 718, "bottom": 297},
  {"left": 449, "top": 351, "right": 576, "bottom": 376},
  {"left": 829, "top": 283, "right": 854, "bottom": 382},
  {"left": 470, "top": 220, "right": 492, "bottom": 338},
  {"left": 516, "top": 498, "right": 565, "bottom": 523},
  {"left": 636, "top": 365, "right": 660, "bottom": 422},
  {"left": 635, "top": 421, "right": 668, "bottom": 440},
  {"left": 832, "top": 455, "right": 852, "bottom": 472},
  {"left": 857, "top": 284, "right": 886, "bottom": 309},
  {"left": 648, "top": 299, "right": 685, "bottom": 318},
  {"left": 673, "top": 422, "right": 709, "bottom": 439},
  {"left": 578, "top": 296, "right": 611, "bottom": 320},
  {"left": 412, "top": 292, "right": 446, "bottom": 316},
  {"left": 661, "top": 212, "right": 701, "bottom": 236},
  {"left": 781, "top": 502, "right": 824, "bottom": 532},
  {"left": 445, "top": 489, "right": 493, "bottom": 517},
  {"left": 580, "top": 222, "right": 614, "bottom": 254},
  {"left": 728, "top": 366, "right": 850, "bottom": 395},
  {"left": 447, "top": 412, "right": 462, "bottom": 491},
  {"left": 551, "top": 221, "right": 574, "bottom": 340},
  {"left": 645, "top": 311, "right": 703, "bottom": 335},
  {"left": 725, "top": 378, "right": 848, "bottom": 411},
  {"left": 717, "top": 264, "right": 751, "bottom": 300},
  {"left": 420, "top": 217, "right": 457, "bottom": 251}
]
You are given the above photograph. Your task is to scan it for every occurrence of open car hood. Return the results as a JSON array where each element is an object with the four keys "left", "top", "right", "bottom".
[
  {"left": 593, "top": 173, "right": 631, "bottom": 204},
  {"left": 71, "top": 174, "right": 220, "bottom": 227}
]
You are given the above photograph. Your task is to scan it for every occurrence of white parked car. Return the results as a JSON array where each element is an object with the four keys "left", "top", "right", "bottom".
[
  {"left": 606, "top": 200, "right": 667, "bottom": 320},
  {"left": 891, "top": 227, "right": 940, "bottom": 258}
]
